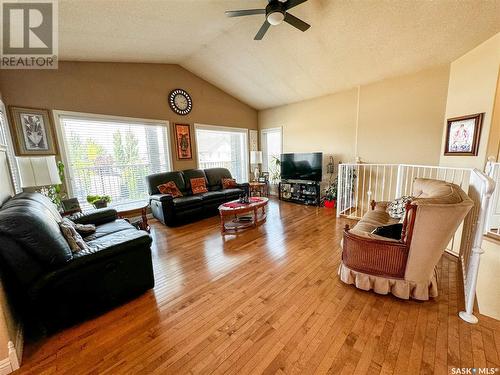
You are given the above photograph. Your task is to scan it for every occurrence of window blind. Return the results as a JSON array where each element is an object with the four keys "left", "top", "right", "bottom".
[{"left": 59, "top": 115, "right": 171, "bottom": 206}]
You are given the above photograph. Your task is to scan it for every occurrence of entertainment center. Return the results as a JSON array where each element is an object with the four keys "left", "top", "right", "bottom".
[{"left": 278, "top": 152, "right": 322, "bottom": 206}]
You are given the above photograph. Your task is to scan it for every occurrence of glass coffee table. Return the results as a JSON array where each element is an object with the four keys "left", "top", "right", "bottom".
[
  {"left": 218, "top": 197, "right": 268, "bottom": 234},
  {"left": 112, "top": 201, "right": 150, "bottom": 232}
]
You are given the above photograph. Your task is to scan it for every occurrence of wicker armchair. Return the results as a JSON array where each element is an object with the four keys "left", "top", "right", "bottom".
[{"left": 339, "top": 178, "right": 473, "bottom": 300}]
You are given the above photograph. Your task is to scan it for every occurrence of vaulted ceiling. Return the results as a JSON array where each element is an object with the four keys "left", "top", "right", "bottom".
[{"left": 59, "top": 0, "right": 500, "bottom": 109}]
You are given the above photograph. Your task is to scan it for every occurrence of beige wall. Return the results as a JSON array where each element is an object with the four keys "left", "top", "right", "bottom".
[
  {"left": 0, "top": 62, "right": 258, "bottom": 171},
  {"left": 259, "top": 65, "right": 450, "bottom": 167},
  {"left": 439, "top": 32, "right": 500, "bottom": 169},
  {"left": 486, "top": 71, "right": 500, "bottom": 161}
]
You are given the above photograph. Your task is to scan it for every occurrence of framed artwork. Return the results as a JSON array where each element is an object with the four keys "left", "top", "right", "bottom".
[
  {"left": 9, "top": 106, "right": 58, "bottom": 155},
  {"left": 174, "top": 123, "right": 192, "bottom": 160},
  {"left": 444, "top": 113, "right": 484, "bottom": 156}
]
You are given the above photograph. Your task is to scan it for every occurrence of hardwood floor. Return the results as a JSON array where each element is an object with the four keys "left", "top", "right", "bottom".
[{"left": 15, "top": 199, "right": 500, "bottom": 374}]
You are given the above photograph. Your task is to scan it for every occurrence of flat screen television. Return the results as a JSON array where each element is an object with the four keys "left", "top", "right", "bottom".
[{"left": 280, "top": 152, "right": 323, "bottom": 181}]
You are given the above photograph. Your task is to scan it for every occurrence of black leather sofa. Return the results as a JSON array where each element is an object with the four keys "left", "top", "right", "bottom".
[
  {"left": 0, "top": 192, "right": 154, "bottom": 334},
  {"left": 147, "top": 168, "right": 249, "bottom": 226}
]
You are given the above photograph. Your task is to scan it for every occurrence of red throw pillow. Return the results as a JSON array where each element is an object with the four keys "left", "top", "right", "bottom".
[
  {"left": 157, "top": 181, "right": 183, "bottom": 198},
  {"left": 221, "top": 178, "right": 237, "bottom": 189},
  {"left": 190, "top": 177, "right": 208, "bottom": 194}
]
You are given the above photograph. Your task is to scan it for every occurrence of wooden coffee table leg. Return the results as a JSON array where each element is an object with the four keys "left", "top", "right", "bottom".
[{"left": 220, "top": 213, "right": 225, "bottom": 234}]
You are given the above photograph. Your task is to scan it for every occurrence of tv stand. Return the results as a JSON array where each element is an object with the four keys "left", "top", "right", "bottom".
[{"left": 279, "top": 180, "right": 320, "bottom": 206}]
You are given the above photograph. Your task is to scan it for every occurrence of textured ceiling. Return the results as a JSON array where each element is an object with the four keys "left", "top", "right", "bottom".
[{"left": 59, "top": 0, "right": 500, "bottom": 109}]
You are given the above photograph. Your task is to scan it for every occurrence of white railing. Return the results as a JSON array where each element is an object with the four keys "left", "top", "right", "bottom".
[
  {"left": 485, "top": 161, "right": 500, "bottom": 239},
  {"left": 70, "top": 163, "right": 168, "bottom": 206},
  {"left": 337, "top": 163, "right": 495, "bottom": 324},
  {"left": 458, "top": 169, "right": 495, "bottom": 323}
]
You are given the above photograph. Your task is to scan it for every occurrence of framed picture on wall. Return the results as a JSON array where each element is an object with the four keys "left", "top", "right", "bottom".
[
  {"left": 8, "top": 106, "right": 58, "bottom": 155},
  {"left": 174, "top": 123, "right": 192, "bottom": 160},
  {"left": 444, "top": 113, "right": 484, "bottom": 156}
]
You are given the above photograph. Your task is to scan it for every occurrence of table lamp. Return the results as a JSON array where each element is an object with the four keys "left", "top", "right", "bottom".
[
  {"left": 250, "top": 151, "right": 262, "bottom": 181},
  {"left": 16, "top": 156, "right": 61, "bottom": 195}
]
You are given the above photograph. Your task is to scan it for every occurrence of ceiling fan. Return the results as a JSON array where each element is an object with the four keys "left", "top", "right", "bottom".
[{"left": 225, "top": 0, "right": 310, "bottom": 40}]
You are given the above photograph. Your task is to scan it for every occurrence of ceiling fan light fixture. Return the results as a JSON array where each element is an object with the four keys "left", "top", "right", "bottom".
[{"left": 267, "top": 11, "right": 285, "bottom": 25}]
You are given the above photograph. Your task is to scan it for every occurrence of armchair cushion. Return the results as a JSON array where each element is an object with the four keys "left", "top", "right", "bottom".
[{"left": 69, "top": 208, "right": 118, "bottom": 226}]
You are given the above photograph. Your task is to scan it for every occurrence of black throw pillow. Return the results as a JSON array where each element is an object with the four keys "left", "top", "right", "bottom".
[{"left": 371, "top": 223, "right": 403, "bottom": 240}]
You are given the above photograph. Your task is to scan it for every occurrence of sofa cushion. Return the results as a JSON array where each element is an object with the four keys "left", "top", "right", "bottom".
[
  {"left": 200, "top": 191, "right": 225, "bottom": 201},
  {"left": 172, "top": 195, "right": 203, "bottom": 208},
  {"left": 221, "top": 188, "right": 244, "bottom": 198},
  {"left": 157, "top": 181, "right": 183, "bottom": 198},
  {"left": 75, "top": 229, "right": 152, "bottom": 260},
  {"left": 205, "top": 168, "right": 233, "bottom": 191},
  {"left": 83, "top": 219, "right": 134, "bottom": 241},
  {"left": 146, "top": 171, "right": 186, "bottom": 195}
]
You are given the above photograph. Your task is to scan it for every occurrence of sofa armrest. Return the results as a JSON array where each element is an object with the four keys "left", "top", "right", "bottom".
[
  {"left": 150, "top": 194, "right": 174, "bottom": 203},
  {"left": 69, "top": 208, "right": 118, "bottom": 226}
]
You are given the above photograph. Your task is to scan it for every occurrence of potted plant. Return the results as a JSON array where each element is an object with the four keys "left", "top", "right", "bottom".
[
  {"left": 322, "top": 177, "right": 337, "bottom": 208},
  {"left": 87, "top": 195, "right": 111, "bottom": 209}
]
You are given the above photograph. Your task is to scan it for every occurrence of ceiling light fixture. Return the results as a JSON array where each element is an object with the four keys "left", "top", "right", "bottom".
[{"left": 267, "top": 11, "right": 285, "bottom": 26}]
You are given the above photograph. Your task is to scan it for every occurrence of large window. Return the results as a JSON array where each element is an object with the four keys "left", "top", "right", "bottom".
[
  {"left": 261, "top": 127, "right": 282, "bottom": 182},
  {"left": 57, "top": 112, "right": 171, "bottom": 205},
  {"left": 195, "top": 124, "right": 248, "bottom": 183},
  {"left": 0, "top": 101, "right": 21, "bottom": 193}
]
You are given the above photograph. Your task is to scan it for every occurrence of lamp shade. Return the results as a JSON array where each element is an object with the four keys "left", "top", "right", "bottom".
[
  {"left": 250, "top": 151, "right": 263, "bottom": 164},
  {"left": 16, "top": 156, "right": 61, "bottom": 188}
]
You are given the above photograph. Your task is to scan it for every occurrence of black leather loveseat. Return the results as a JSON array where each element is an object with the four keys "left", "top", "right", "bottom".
[
  {"left": 147, "top": 168, "right": 249, "bottom": 226},
  {"left": 0, "top": 193, "right": 154, "bottom": 334}
]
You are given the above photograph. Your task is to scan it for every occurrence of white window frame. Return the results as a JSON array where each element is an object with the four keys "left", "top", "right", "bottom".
[
  {"left": 194, "top": 123, "right": 249, "bottom": 182},
  {"left": 53, "top": 110, "right": 172, "bottom": 199},
  {"left": 260, "top": 127, "right": 283, "bottom": 173},
  {"left": 0, "top": 100, "right": 22, "bottom": 193}
]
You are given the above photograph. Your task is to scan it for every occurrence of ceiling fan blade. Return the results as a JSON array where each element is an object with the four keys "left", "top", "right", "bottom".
[
  {"left": 225, "top": 9, "right": 266, "bottom": 17},
  {"left": 285, "top": 0, "right": 308, "bottom": 10},
  {"left": 254, "top": 21, "right": 271, "bottom": 40},
  {"left": 284, "top": 13, "right": 310, "bottom": 32}
]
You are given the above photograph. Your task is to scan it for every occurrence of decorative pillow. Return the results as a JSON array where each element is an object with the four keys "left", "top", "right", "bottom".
[
  {"left": 222, "top": 178, "right": 237, "bottom": 189},
  {"left": 75, "top": 223, "right": 96, "bottom": 235},
  {"left": 190, "top": 177, "right": 208, "bottom": 194},
  {"left": 387, "top": 195, "right": 413, "bottom": 219},
  {"left": 371, "top": 223, "right": 404, "bottom": 240},
  {"left": 157, "top": 181, "right": 183, "bottom": 198},
  {"left": 59, "top": 218, "right": 89, "bottom": 253}
]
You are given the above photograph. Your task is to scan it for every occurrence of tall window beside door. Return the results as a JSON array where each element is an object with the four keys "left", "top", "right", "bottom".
[
  {"left": 195, "top": 124, "right": 249, "bottom": 183},
  {"left": 57, "top": 113, "right": 171, "bottom": 205},
  {"left": 261, "top": 127, "right": 282, "bottom": 182}
]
